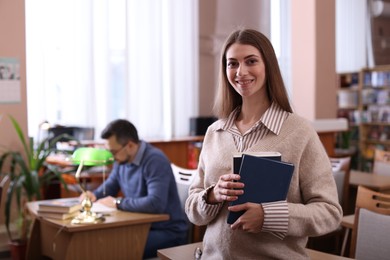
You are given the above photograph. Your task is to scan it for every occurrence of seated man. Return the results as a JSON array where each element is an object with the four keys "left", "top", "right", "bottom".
[{"left": 81, "top": 119, "right": 188, "bottom": 258}]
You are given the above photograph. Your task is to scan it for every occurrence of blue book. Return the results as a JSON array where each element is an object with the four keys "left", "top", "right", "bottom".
[
  {"left": 233, "top": 152, "right": 281, "bottom": 174},
  {"left": 227, "top": 154, "right": 294, "bottom": 224}
]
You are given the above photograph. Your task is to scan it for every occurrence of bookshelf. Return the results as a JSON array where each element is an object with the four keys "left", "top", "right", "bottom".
[
  {"left": 358, "top": 65, "right": 390, "bottom": 171},
  {"left": 149, "top": 136, "right": 204, "bottom": 169},
  {"left": 336, "top": 72, "right": 360, "bottom": 168}
]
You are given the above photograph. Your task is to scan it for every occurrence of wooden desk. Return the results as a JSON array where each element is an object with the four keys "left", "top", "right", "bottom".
[
  {"left": 26, "top": 200, "right": 169, "bottom": 260},
  {"left": 157, "top": 242, "right": 353, "bottom": 260},
  {"left": 148, "top": 136, "right": 204, "bottom": 168},
  {"left": 345, "top": 170, "right": 390, "bottom": 215},
  {"left": 349, "top": 170, "right": 390, "bottom": 191}
]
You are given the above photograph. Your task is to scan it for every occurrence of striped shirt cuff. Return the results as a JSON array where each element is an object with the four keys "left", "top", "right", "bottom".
[
  {"left": 261, "top": 201, "right": 289, "bottom": 240},
  {"left": 201, "top": 184, "right": 223, "bottom": 216}
]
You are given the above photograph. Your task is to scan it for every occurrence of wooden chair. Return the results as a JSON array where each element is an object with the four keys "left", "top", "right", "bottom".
[
  {"left": 373, "top": 149, "right": 390, "bottom": 176},
  {"left": 349, "top": 185, "right": 390, "bottom": 259},
  {"left": 170, "top": 163, "right": 207, "bottom": 243},
  {"left": 307, "top": 156, "right": 351, "bottom": 255},
  {"left": 170, "top": 163, "right": 196, "bottom": 211},
  {"left": 339, "top": 151, "right": 390, "bottom": 257}
]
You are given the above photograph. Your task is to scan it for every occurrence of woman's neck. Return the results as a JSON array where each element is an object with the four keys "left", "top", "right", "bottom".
[
  {"left": 240, "top": 96, "right": 271, "bottom": 122},
  {"left": 235, "top": 97, "right": 271, "bottom": 134}
]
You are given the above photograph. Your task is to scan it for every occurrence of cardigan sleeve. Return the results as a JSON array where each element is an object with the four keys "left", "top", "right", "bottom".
[
  {"left": 185, "top": 160, "right": 225, "bottom": 226},
  {"left": 285, "top": 128, "right": 343, "bottom": 237}
]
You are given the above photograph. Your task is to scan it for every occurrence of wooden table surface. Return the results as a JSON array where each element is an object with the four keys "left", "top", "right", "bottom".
[
  {"left": 26, "top": 199, "right": 169, "bottom": 233},
  {"left": 349, "top": 170, "right": 390, "bottom": 191}
]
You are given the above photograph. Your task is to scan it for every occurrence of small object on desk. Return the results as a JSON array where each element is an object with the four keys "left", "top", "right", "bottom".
[
  {"left": 70, "top": 147, "right": 114, "bottom": 224},
  {"left": 194, "top": 247, "right": 202, "bottom": 260}
]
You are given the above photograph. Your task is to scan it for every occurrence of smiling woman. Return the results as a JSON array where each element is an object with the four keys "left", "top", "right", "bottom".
[
  {"left": 25, "top": 0, "right": 198, "bottom": 141},
  {"left": 185, "top": 29, "right": 342, "bottom": 259}
]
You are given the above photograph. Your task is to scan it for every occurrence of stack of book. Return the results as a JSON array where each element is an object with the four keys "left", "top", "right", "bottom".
[
  {"left": 37, "top": 198, "right": 82, "bottom": 220},
  {"left": 227, "top": 152, "right": 294, "bottom": 224}
]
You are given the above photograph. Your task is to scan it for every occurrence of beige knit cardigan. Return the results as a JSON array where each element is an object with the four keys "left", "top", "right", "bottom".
[{"left": 185, "top": 113, "right": 343, "bottom": 260}]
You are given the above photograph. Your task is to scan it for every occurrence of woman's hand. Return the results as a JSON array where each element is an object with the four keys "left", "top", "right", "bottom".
[
  {"left": 207, "top": 173, "right": 245, "bottom": 204},
  {"left": 229, "top": 202, "right": 264, "bottom": 233}
]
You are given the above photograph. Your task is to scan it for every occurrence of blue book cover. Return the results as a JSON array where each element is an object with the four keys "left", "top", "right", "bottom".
[
  {"left": 232, "top": 151, "right": 281, "bottom": 174},
  {"left": 227, "top": 154, "right": 294, "bottom": 224}
]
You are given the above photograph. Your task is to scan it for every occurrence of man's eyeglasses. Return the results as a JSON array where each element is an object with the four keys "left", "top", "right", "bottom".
[{"left": 109, "top": 145, "right": 127, "bottom": 156}]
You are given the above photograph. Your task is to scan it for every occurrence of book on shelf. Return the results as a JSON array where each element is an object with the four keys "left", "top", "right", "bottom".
[
  {"left": 227, "top": 153, "right": 294, "bottom": 225},
  {"left": 38, "top": 198, "right": 82, "bottom": 213},
  {"left": 37, "top": 209, "right": 80, "bottom": 220}
]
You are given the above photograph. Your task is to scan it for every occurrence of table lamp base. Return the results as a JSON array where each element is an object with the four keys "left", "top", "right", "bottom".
[{"left": 71, "top": 211, "right": 105, "bottom": 224}]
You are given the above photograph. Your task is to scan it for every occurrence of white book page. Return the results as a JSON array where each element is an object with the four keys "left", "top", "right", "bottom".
[{"left": 91, "top": 202, "right": 117, "bottom": 214}]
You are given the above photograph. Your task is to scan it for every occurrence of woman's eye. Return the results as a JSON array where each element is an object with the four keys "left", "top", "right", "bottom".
[
  {"left": 246, "top": 58, "right": 258, "bottom": 65},
  {"left": 227, "top": 61, "right": 238, "bottom": 68}
]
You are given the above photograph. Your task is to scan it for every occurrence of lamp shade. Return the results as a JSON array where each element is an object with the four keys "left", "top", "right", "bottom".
[{"left": 72, "top": 147, "right": 114, "bottom": 166}]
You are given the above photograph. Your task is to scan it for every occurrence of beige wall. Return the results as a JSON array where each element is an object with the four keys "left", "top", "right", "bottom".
[
  {"left": 199, "top": 0, "right": 337, "bottom": 120},
  {"left": 291, "top": 0, "right": 337, "bottom": 120},
  {"left": 198, "top": 0, "right": 270, "bottom": 116},
  {"left": 0, "top": 0, "right": 27, "bottom": 152},
  {"left": 0, "top": 0, "right": 338, "bottom": 145}
]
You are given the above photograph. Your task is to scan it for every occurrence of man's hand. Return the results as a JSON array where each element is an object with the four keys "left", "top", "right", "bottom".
[
  {"left": 79, "top": 190, "right": 97, "bottom": 202},
  {"left": 96, "top": 196, "right": 117, "bottom": 208}
]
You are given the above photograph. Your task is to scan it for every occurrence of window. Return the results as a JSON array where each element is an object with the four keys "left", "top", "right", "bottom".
[
  {"left": 26, "top": 0, "right": 198, "bottom": 141},
  {"left": 271, "top": 0, "right": 292, "bottom": 97}
]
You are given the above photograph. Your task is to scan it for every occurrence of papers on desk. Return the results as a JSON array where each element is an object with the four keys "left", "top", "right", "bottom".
[{"left": 91, "top": 202, "right": 117, "bottom": 214}]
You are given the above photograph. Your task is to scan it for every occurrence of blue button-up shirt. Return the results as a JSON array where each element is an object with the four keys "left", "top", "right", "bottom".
[{"left": 94, "top": 141, "right": 188, "bottom": 233}]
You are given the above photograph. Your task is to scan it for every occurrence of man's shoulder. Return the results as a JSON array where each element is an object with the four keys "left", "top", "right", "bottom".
[{"left": 143, "top": 141, "right": 170, "bottom": 160}]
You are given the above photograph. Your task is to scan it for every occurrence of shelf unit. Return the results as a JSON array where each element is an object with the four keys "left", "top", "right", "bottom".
[
  {"left": 336, "top": 72, "right": 360, "bottom": 168},
  {"left": 358, "top": 65, "right": 390, "bottom": 171}
]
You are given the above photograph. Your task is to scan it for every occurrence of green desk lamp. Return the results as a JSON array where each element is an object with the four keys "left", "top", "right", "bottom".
[{"left": 70, "top": 147, "right": 114, "bottom": 224}]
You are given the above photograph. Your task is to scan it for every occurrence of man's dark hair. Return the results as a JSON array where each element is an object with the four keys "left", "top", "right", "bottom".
[{"left": 101, "top": 119, "right": 139, "bottom": 145}]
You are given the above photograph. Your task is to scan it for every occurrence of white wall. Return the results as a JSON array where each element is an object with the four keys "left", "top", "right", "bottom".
[{"left": 198, "top": 0, "right": 270, "bottom": 116}]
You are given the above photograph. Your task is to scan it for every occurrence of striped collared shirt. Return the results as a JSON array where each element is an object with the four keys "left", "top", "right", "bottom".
[{"left": 219, "top": 102, "right": 290, "bottom": 239}]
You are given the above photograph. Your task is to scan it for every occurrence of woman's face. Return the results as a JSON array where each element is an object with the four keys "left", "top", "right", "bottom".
[{"left": 225, "top": 43, "right": 266, "bottom": 99}]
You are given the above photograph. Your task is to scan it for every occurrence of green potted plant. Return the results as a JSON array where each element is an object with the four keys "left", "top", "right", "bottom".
[{"left": 0, "top": 115, "right": 77, "bottom": 258}]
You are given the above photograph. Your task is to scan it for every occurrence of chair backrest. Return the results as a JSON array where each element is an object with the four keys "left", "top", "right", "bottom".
[
  {"left": 350, "top": 186, "right": 390, "bottom": 259},
  {"left": 373, "top": 149, "right": 390, "bottom": 176},
  {"left": 170, "top": 163, "right": 197, "bottom": 211},
  {"left": 171, "top": 163, "right": 198, "bottom": 243},
  {"left": 329, "top": 156, "right": 351, "bottom": 212}
]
